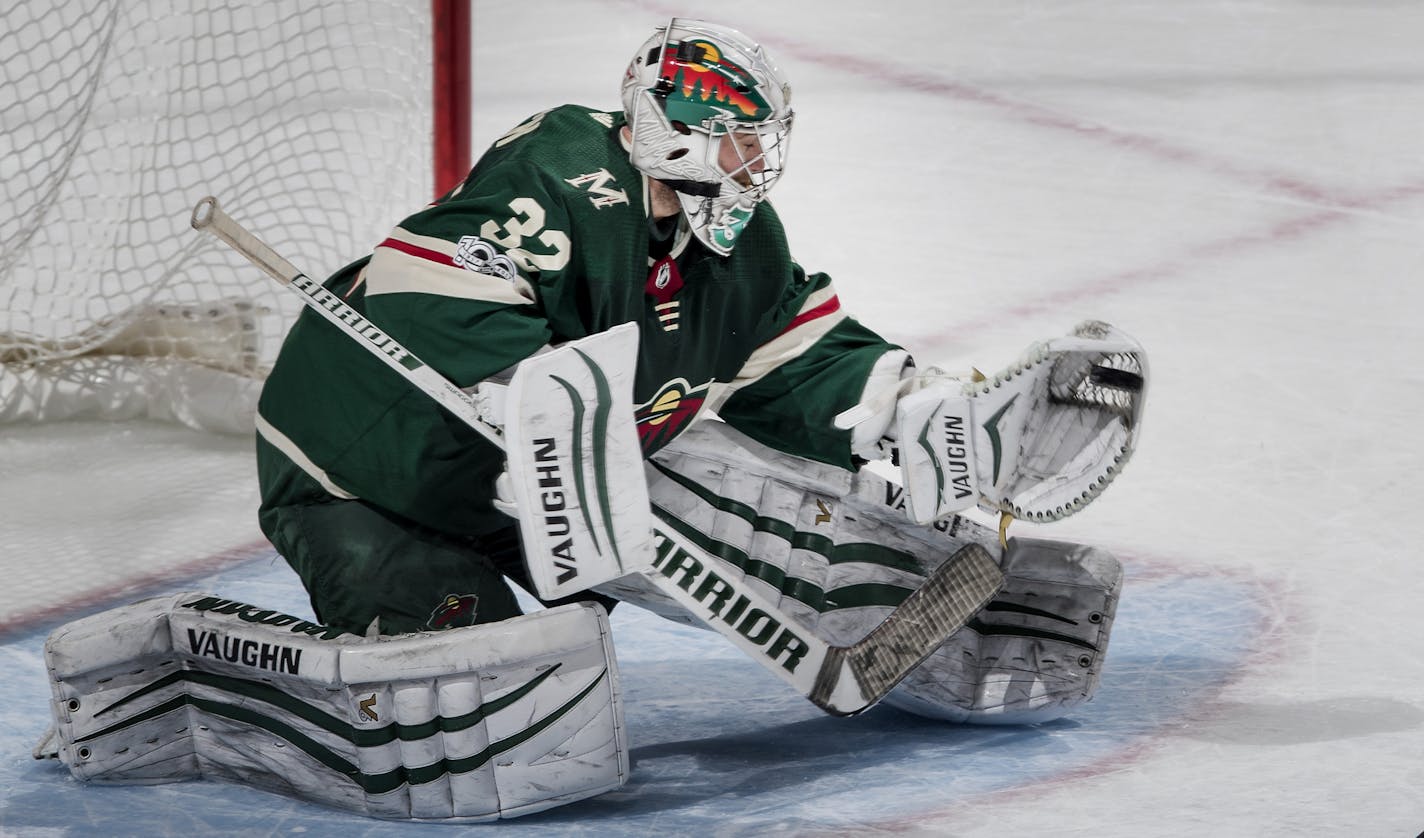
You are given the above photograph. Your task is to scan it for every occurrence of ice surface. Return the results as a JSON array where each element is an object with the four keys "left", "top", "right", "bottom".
[
  {"left": 1, "top": 554, "right": 1277, "bottom": 836},
  {"left": 4, "top": 1, "right": 1423, "bottom": 835}
]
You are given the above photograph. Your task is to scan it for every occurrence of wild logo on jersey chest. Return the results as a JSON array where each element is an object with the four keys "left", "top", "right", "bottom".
[
  {"left": 645, "top": 255, "right": 685, "bottom": 332},
  {"left": 635, "top": 377, "right": 709, "bottom": 452}
]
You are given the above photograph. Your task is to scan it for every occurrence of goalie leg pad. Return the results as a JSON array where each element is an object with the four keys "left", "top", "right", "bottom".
[
  {"left": 603, "top": 422, "right": 1121, "bottom": 723},
  {"left": 599, "top": 421, "right": 1004, "bottom": 647},
  {"left": 598, "top": 420, "right": 941, "bottom": 632},
  {"left": 42, "top": 593, "right": 628, "bottom": 821},
  {"left": 883, "top": 536, "right": 1123, "bottom": 724}
]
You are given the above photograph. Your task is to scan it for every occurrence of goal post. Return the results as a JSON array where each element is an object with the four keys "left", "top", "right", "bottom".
[
  {"left": 433, "top": 0, "right": 473, "bottom": 199},
  {"left": 0, "top": 0, "right": 472, "bottom": 432}
]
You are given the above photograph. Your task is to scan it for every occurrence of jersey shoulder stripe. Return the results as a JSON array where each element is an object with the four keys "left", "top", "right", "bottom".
[
  {"left": 366, "top": 228, "right": 536, "bottom": 305},
  {"left": 779, "top": 291, "right": 842, "bottom": 336},
  {"left": 727, "top": 284, "right": 849, "bottom": 390}
]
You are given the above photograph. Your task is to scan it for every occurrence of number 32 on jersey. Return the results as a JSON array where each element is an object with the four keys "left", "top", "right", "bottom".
[{"left": 480, "top": 196, "right": 571, "bottom": 273}]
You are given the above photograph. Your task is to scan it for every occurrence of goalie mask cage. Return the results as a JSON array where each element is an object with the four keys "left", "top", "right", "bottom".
[{"left": 0, "top": 0, "right": 471, "bottom": 430}]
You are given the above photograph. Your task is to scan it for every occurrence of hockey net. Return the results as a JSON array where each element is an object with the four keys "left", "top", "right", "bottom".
[{"left": 0, "top": 0, "right": 468, "bottom": 434}]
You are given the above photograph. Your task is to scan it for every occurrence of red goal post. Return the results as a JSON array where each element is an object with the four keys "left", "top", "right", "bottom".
[
  {"left": 433, "top": 0, "right": 473, "bottom": 200},
  {"left": 0, "top": 0, "right": 472, "bottom": 432}
]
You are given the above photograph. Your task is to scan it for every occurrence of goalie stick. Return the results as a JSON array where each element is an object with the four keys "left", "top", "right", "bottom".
[
  {"left": 646, "top": 521, "right": 1004, "bottom": 715},
  {"left": 190, "top": 196, "right": 1004, "bottom": 715},
  {"left": 190, "top": 196, "right": 505, "bottom": 447}
]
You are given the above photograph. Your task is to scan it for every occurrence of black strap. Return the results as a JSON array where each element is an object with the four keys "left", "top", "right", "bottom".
[{"left": 660, "top": 178, "right": 720, "bottom": 199}]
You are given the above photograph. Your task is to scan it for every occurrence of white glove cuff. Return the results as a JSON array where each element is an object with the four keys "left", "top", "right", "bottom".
[{"left": 838, "top": 349, "right": 914, "bottom": 458}]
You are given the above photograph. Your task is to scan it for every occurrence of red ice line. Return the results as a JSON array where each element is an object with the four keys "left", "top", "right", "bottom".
[
  {"left": 914, "top": 178, "right": 1424, "bottom": 354},
  {"left": 621, "top": 0, "right": 1424, "bottom": 346},
  {"left": 839, "top": 553, "right": 1300, "bottom": 835},
  {"left": 623, "top": 3, "right": 1341, "bottom": 194},
  {"left": 0, "top": 539, "right": 274, "bottom": 639},
  {"left": 764, "top": 34, "right": 1424, "bottom": 350}
]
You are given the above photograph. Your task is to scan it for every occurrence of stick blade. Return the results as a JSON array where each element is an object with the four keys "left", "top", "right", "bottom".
[{"left": 811, "top": 543, "right": 1004, "bottom": 715}]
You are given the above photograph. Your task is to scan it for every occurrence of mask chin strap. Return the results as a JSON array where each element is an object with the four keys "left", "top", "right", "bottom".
[{"left": 660, "top": 178, "right": 720, "bottom": 198}]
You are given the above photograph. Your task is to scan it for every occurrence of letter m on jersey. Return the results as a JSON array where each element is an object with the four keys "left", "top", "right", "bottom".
[{"left": 565, "top": 169, "right": 629, "bottom": 209}]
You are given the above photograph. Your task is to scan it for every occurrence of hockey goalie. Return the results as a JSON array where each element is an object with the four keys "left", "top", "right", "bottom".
[{"left": 38, "top": 18, "right": 1147, "bottom": 822}]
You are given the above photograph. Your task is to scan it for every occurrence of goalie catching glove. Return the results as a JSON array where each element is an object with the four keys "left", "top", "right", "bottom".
[{"left": 838, "top": 320, "right": 1148, "bottom": 524}]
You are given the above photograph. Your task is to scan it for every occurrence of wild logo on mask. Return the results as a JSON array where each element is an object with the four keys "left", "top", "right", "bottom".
[{"left": 657, "top": 38, "right": 774, "bottom": 123}]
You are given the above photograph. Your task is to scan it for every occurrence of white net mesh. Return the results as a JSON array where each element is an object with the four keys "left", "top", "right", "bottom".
[{"left": 0, "top": 0, "right": 434, "bottom": 432}]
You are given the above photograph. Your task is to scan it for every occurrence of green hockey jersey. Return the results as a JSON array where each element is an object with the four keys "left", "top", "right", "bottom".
[{"left": 256, "top": 105, "right": 900, "bottom": 537}]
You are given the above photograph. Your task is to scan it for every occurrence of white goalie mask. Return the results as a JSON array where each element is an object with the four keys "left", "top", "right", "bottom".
[{"left": 621, "top": 19, "right": 793, "bottom": 254}]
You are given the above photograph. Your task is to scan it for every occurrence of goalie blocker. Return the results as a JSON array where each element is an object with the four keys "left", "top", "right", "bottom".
[{"left": 36, "top": 594, "right": 628, "bottom": 821}]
